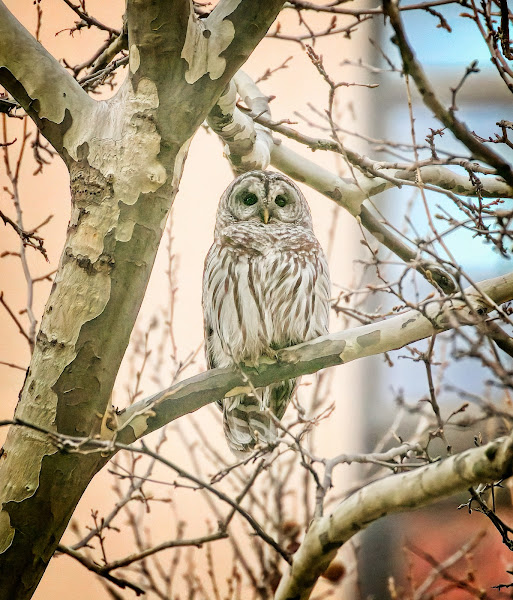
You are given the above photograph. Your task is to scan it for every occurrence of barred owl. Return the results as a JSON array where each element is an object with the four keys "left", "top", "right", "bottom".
[{"left": 202, "top": 171, "right": 330, "bottom": 455}]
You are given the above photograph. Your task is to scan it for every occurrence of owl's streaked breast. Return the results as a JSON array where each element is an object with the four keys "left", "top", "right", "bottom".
[{"left": 203, "top": 223, "right": 330, "bottom": 368}]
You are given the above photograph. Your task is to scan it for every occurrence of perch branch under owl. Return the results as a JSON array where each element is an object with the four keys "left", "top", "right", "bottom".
[{"left": 115, "top": 270, "right": 513, "bottom": 446}]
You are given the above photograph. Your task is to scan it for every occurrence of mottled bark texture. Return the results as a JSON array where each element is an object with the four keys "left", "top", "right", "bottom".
[
  {"left": 0, "top": 1, "right": 283, "bottom": 598},
  {"left": 275, "top": 432, "right": 513, "bottom": 600}
]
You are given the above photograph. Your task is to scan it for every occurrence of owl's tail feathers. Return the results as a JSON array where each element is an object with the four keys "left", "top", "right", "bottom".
[
  {"left": 222, "top": 381, "right": 296, "bottom": 457},
  {"left": 223, "top": 397, "right": 277, "bottom": 458}
]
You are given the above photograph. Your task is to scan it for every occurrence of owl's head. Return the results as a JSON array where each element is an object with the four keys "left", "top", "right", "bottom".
[{"left": 215, "top": 171, "right": 313, "bottom": 232}]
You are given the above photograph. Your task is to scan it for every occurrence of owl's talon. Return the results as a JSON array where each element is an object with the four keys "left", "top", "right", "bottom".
[
  {"left": 242, "top": 358, "right": 259, "bottom": 369},
  {"left": 258, "top": 352, "right": 278, "bottom": 366}
]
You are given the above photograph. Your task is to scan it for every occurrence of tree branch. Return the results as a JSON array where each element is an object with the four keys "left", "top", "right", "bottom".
[
  {"left": 274, "top": 432, "right": 513, "bottom": 599},
  {"left": 206, "top": 74, "right": 273, "bottom": 173},
  {"left": 61, "top": 0, "right": 121, "bottom": 36},
  {"left": 256, "top": 110, "right": 513, "bottom": 199},
  {"left": 126, "top": 0, "right": 285, "bottom": 154},
  {"left": 382, "top": 0, "right": 513, "bottom": 188},
  {"left": 115, "top": 271, "right": 513, "bottom": 445},
  {"left": 0, "top": 1, "right": 93, "bottom": 153},
  {"left": 287, "top": 0, "right": 459, "bottom": 16},
  {"left": 54, "top": 544, "right": 146, "bottom": 596},
  {"left": 58, "top": 530, "right": 228, "bottom": 574}
]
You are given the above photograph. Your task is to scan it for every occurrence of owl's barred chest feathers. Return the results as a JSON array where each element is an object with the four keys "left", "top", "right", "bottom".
[
  {"left": 219, "top": 221, "right": 319, "bottom": 254},
  {"left": 204, "top": 221, "right": 330, "bottom": 368}
]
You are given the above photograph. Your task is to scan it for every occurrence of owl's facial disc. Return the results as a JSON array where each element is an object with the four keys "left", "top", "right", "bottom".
[
  {"left": 221, "top": 171, "right": 312, "bottom": 230},
  {"left": 266, "top": 180, "right": 304, "bottom": 224}
]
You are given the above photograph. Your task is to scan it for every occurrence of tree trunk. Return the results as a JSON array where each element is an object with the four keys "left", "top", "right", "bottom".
[{"left": 0, "top": 1, "right": 284, "bottom": 596}]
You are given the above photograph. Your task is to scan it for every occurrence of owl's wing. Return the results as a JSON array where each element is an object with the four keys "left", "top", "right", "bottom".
[
  {"left": 312, "top": 249, "right": 331, "bottom": 337},
  {"left": 204, "top": 318, "right": 216, "bottom": 370},
  {"left": 202, "top": 244, "right": 229, "bottom": 416},
  {"left": 202, "top": 245, "right": 219, "bottom": 371}
]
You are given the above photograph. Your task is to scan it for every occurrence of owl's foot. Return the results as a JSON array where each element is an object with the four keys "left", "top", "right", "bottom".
[
  {"left": 242, "top": 349, "right": 278, "bottom": 370},
  {"left": 262, "top": 347, "right": 280, "bottom": 362},
  {"left": 242, "top": 357, "right": 260, "bottom": 369}
]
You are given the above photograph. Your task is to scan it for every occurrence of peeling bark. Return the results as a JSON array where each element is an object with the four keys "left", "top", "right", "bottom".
[
  {"left": 0, "top": 76, "right": 181, "bottom": 598},
  {"left": 0, "top": 1, "right": 94, "bottom": 152}
]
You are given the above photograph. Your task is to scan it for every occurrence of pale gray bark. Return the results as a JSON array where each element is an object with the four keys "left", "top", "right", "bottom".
[
  {"left": 274, "top": 432, "right": 513, "bottom": 599},
  {"left": 0, "top": 1, "right": 94, "bottom": 152}
]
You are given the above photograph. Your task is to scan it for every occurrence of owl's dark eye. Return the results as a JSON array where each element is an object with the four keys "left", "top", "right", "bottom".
[
  {"left": 242, "top": 193, "right": 258, "bottom": 206},
  {"left": 275, "top": 195, "right": 287, "bottom": 208}
]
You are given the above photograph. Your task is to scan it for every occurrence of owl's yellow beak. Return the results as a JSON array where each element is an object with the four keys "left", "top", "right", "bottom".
[{"left": 261, "top": 207, "right": 270, "bottom": 224}]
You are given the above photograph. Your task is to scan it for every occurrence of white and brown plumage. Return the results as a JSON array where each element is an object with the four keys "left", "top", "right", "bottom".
[{"left": 202, "top": 171, "right": 330, "bottom": 455}]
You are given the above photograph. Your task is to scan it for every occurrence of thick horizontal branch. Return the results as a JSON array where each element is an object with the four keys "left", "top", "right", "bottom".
[
  {"left": 393, "top": 164, "right": 512, "bottom": 197},
  {"left": 274, "top": 432, "right": 513, "bottom": 599},
  {"left": 115, "top": 271, "right": 513, "bottom": 445}
]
